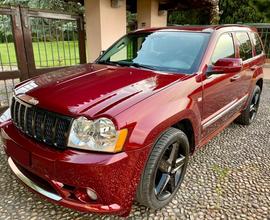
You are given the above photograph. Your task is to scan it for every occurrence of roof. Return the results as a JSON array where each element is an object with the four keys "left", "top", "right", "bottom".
[{"left": 132, "top": 25, "right": 257, "bottom": 34}]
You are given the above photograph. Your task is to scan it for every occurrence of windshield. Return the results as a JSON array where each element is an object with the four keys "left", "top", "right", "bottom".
[{"left": 97, "top": 31, "right": 210, "bottom": 74}]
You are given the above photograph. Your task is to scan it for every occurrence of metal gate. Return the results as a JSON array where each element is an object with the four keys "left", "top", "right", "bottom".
[
  {"left": 256, "top": 24, "right": 270, "bottom": 61},
  {"left": 0, "top": 6, "right": 86, "bottom": 111},
  {"left": 248, "top": 23, "right": 270, "bottom": 61}
]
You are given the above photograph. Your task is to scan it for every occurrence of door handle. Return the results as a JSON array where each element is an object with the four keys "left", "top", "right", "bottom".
[{"left": 230, "top": 74, "right": 241, "bottom": 82}]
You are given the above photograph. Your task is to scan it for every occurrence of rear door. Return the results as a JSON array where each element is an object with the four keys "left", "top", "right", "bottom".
[
  {"left": 249, "top": 32, "right": 265, "bottom": 81},
  {"left": 233, "top": 32, "right": 254, "bottom": 100}
]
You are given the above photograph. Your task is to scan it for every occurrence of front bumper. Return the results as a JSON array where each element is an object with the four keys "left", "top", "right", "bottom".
[{"left": 1, "top": 121, "right": 151, "bottom": 216}]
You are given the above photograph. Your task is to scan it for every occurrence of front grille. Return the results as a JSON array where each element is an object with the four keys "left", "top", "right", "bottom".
[{"left": 11, "top": 97, "right": 72, "bottom": 150}]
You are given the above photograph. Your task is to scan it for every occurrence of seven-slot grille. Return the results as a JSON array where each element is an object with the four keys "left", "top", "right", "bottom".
[{"left": 11, "top": 96, "right": 72, "bottom": 150}]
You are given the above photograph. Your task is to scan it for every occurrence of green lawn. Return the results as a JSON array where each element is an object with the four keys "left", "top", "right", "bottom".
[{"left": 0, "top": 41, "right": 80, "bottom": 68}]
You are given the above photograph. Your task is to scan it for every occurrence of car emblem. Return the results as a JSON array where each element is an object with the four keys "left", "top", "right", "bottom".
[
  {"left": 29, "top": 97, "right": 39, "bottom": 105},
  {"left": 17, "top": 94, "right": 39, "bottom": 105}
]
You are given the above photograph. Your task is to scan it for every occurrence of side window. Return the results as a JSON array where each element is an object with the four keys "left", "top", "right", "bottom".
[
  {"left": 110, "top": 41, "right": 129, "bottom": 62},
  {"left": 110, "top": 36, "right": 146, "bottom": 62},
  {"left": 211, "top": 33, "right": 235, "bottom": 64},
  {"left": 236, "top": 32, "right": 253, "bottom": 61},
  {"left": 250, "top": 32, "right": 264, "bottom": 56}
]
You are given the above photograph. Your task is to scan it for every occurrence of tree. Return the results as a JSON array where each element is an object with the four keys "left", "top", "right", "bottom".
[
  {"left": 0, "top": 0, "right": 83, "bottom": 14},
  {"left": 250, "top": 0, "right": 270, "bottom": 22},
  {"left": 168, "top": 8, "right": 211, "bottom": 25},
  {"left": 168, "top": 0, "right": 268, "bottom": 25},
  {"left": 219, "top": 0, "right": 265, "bottom": 24},
  {"left": 209, "top": 0, "right": 220, "bottom": 24}
]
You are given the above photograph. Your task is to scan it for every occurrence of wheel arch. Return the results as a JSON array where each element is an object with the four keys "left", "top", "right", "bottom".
[
  {"left": 172, "top": 119, "right": 196, "bottom": 153},
  {"left": 136, "top": 109, "right": 200, "bottom": 154}
]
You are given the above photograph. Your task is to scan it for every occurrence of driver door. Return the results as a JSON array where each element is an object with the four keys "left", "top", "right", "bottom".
[{"left": 201, "top": 33, "right": 241, "bottom": 138}]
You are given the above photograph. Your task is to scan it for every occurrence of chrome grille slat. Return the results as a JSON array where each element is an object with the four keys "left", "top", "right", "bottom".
[
  {"left": 14, "top": 101, "right": 20, "bottom": 125},
  {"left": 23, "top": 106, "right": 28, "bottom": 131},
  {"left": 32, "top": 109, "right": 37, "bottom": 138},
  {"left": 18, "top": 102, "right": 22, "bottom": 128},
  {"left": 11, "top": 97, "right": 71, "bottom": 150},
  {"left": 11, "top": 98, "right": 15, "bottom": 121}
]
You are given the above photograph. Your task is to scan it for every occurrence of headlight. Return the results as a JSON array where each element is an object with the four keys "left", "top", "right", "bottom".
[
  {"left": 0, "top": 108, "right": 11, "bottom": 123},
  {"left": 67, "top": 117, "right": 128, "bottom": 153}
]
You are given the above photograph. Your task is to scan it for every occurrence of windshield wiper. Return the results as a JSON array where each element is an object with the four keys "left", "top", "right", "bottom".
[
  {"left": 98, "top": 60, "right": 157, "bottom": 71},
  {"left": 126, "top": 62, "right": 158, "bottom": 71},
  {"left": 97, "top": 60, "right": 120, "bottom": 66}
]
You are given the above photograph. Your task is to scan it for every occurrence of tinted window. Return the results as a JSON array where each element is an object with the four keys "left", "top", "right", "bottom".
[
  {"left": 211, "top": 33, "right": 235, "bottom": 64},
  {"left": 251, "top": 32, "right": 264, "bottom": 56},
  {"left": 98, "top": 32, "right": 210, "bottom": 74},
  {"left": 236, "top": 32, "right": 253, "bottom": 61}
]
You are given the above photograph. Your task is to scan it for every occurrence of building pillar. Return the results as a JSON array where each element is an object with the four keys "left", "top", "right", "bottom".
[
  {"left": 137, "top": 0, "right": 167, "bottom": 29},
  {"left": 84, "top": 0, "right": 127, "bottom": 62}
]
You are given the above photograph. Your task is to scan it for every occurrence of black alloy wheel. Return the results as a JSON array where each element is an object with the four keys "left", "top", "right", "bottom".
[
  {"left": 235, "top": 85, "right": 261, "bottom": 125},
  {"left": 155, "top": 142, "right": 186, "bottom": 201},
  {"left": 249, "top": 90, "right": 260, "bottom": 122},
  {"left": 136, "top": 128, "right": 189, "bottom": 209}
]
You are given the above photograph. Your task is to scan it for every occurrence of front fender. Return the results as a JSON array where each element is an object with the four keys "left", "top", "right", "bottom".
[
  {"left": 116, "top": 96, "right": 202, "bottom": 152},
  {"left": 137, "top": 108, "right": 201, "bottom": 150},
  {"left": 115, "top": 75, "right": 203, "bottom": 152}
]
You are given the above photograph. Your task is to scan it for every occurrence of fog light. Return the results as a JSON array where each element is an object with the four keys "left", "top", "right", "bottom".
[{"left": 86, "top": 188, "right": 98, "bottom": 201}]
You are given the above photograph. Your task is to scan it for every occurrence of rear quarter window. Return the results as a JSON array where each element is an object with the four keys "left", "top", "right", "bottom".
[
  {"left": 236, "top": 32, "right": 253, "bottom": 61},
  {"left": 250, "top": 32, "right": 264, "bottom": 56}
]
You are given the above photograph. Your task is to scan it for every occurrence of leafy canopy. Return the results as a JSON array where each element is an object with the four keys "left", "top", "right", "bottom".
[
  {"left": 168, "top": 0, "right": 269, "bottom": 25},
  {"left": 219, "top": 0, "right": 266, "bottom": 24},
  {"left": 0, "top": 0, "right": 83, "bottom": 14}
]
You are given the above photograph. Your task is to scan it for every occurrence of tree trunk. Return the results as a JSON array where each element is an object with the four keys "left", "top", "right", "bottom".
[{"left": 209, "top": 0, "right": 220, "bottom": 24}]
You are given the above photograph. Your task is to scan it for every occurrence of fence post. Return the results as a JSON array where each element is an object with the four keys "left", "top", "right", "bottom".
[
  {"left": 77, "top": 16, "right": 87, "bottom": 64},
  {"left": 19, "top": 6, "right": 37, "bottom": 78},
  {"left": 11, "top": 6, "right": 30, "bottom": 81}
]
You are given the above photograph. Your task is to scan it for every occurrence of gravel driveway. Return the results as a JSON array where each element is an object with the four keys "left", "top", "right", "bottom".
[{"left": 1, "top": 81, "right": 270, "bottom": 220}]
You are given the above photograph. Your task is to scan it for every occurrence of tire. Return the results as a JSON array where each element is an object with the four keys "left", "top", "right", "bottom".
[
  {"left": 136, "top": 127, "right": 190, "bottom": 209},
  {"left": 235, "top": 85, "right": 261, "bottom": 125}
]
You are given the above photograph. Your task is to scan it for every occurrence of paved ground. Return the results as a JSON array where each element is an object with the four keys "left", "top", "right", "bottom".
[
  {"left": 0, "top": 81, "right": 270, "bottom": 220},
  {"left": 264, "top": 67, "right": 270, "bottom": 80}
]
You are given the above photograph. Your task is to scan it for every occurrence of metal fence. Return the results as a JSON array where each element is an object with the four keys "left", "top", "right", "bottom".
[
  {"left": 256, "top": 26, "right": 270, "bottom": 60},
  {"left": 249, "top": 23, "right": 270, "bottom": 60},
  {"left": 20, "top": 7, "right": 86, "bottom": 77},
  {"left": 0, "top": 6, "right": 86, "bottom": 112},
  {"left": 0, "top": 14, "right": 18, "bottom": 71},
  {"left": 31, "top": 17, "right": 80, "bottom": 68},
  {"left": 0, "top": 8, "right": 21, "bottom": 110}
]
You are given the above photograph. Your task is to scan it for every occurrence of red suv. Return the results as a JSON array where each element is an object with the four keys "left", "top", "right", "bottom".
[{"left": 0, "top": 25, "right": 265, "bottom": 216}]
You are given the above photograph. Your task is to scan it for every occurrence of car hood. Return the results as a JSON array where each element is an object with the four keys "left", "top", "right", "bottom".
[{"left": 14, "top": 64, "right": 186, "bottom": 118}]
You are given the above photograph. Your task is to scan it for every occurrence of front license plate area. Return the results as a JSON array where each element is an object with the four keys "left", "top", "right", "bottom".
[{"left": 6, "top": 140, "right": 30, "bottom": 167}]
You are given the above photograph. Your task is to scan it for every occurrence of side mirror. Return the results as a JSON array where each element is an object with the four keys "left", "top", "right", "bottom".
[{"left": 207, "top": 58, "right": 243, "bottom": 76}]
